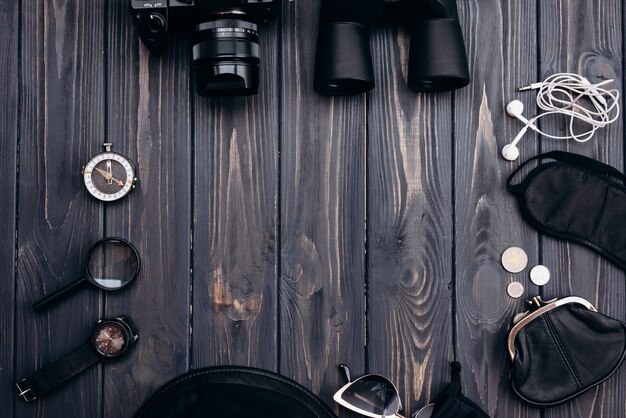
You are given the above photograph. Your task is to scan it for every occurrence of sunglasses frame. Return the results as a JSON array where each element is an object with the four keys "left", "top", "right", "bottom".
[{"left": 333, "top": 367, "right": 405, "bottom": 418}]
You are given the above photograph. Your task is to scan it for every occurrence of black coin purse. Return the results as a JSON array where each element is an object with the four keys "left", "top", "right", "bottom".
[{"left": 507, "top": 296, "right": 626, "bottom": 406}]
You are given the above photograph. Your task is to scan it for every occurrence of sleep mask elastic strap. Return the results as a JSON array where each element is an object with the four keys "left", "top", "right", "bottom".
[{"left": 507, "top": 150, "right": 625, "bottom": 195}]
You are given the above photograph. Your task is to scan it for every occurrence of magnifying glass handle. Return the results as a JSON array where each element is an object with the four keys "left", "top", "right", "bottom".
[{"left": 33, "top": 277, "right": 88, "bottom": 312}]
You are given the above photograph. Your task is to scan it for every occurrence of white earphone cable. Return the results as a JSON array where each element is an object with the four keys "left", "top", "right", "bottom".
[{"left": 519, "top": 73, "right": 620, "bottom": 143}]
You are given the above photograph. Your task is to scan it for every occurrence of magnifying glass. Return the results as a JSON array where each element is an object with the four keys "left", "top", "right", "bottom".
[{"left": 33, "top": 237, "right": 140, "bottom": 312}]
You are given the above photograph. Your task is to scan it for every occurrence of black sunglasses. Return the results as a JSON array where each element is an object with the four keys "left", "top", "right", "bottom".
[{"left": 333, "top": 364, "right": 435, "bottom": 418}]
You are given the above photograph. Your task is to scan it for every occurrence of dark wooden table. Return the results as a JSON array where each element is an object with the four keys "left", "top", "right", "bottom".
[{"left": 1, "top": 1, "right": 624, "bottom": 417}]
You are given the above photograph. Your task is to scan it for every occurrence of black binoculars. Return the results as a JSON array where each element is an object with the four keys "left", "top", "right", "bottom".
[{"left": 314, "top": 0, "right": 470, "bottom": 95}]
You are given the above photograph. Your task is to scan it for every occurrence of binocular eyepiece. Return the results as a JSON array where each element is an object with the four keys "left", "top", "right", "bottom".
[{"left": 314, "top": 0, "right": 470, "bottom": 95}]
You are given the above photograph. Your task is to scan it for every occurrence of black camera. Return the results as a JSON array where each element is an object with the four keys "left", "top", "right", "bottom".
[
  {"left": 314, "top": 0, "right": 470, "bottom": 95},
  {"left": 131, "top": 0, "right": 281, "bottom": 96}
]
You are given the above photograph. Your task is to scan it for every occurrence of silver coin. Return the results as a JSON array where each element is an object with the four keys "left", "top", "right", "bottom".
[
  {"left": 530, "top": 265, "right": 550, "bottom": 286},
  {"left": 513, "top": 311, "right": 529, "bottom": 324},
  {"left": 501, "top": 247, "right": 528, "bottom": 273},
  {"left": 413, "top": 403, "right": 435, "bottom": 418},
  {"left": 507, "top": 281, "right": 525, "bottom": 299}
]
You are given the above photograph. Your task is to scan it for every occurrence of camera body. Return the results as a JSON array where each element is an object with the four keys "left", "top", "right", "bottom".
[{"left": 131, "top": 0, "right": 281, "bottom": 96}]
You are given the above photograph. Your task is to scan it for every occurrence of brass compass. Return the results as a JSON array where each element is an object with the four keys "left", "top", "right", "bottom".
[{"left": 81, "top": 143, "right": 137, "bottom": 202}]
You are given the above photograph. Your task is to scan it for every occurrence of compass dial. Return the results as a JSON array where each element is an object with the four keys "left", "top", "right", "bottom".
[
  {"left": 93, "top": 322, "right": 128, "bottom": 357},
  {"left": 83, "top": 150, "right": 136, "bottom": 202}
]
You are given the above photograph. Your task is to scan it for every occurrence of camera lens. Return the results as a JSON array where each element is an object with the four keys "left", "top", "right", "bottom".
[{"left": 192, "top": 18, "right": 260, "bottom": 96}]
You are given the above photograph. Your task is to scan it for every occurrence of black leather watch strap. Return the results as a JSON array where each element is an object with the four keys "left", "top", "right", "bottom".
[{"left": 16, "top": 343, "right": 100, "bottom": 402}]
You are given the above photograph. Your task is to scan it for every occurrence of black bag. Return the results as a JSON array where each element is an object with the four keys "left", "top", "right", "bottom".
[
  {"left": 426, "top": 362, "right": 490, "bottom": 418},
  {"left": 135, "top": 366, "right": 338, "bottom": 418},
  {"left": 507, "top": 151, "right": 626, "bottom": 270},
  {"left": 507, "top": 296, "right": 626, "bottom": 406}
]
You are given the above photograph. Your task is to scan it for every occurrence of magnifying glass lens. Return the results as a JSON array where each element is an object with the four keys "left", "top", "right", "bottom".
[{"left": 87, "top": 240, "right": 139, "bottom": 290}]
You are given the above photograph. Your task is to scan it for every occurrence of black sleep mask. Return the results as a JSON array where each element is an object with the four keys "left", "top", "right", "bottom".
[{"left": 507, "top": 151, "right": 626, "bottom": 270}]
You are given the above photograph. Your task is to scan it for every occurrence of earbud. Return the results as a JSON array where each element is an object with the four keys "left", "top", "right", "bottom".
[
  {"left": 501, "top": 143, "right": 520, "bottom": 161},
  {"left": 502, "top": 100, "right": 540, "bottom": 161},
  {"left": 506, "top": 100, "right": 524, "bottom": 118},
  {"left": 506, "top": 100, "right": 540, "bottom": 130}
]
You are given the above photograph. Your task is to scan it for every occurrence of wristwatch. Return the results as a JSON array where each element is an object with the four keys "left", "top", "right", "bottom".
[{"left": 16, "top": 315, "right": 139, "bottom": 402}]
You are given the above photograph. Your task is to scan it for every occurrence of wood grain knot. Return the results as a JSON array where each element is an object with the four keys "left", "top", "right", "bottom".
[
  {"left": 210, "top": 273, "right": 262, "bottom": 321},
  {"left": 579, "top": 52, "right": 619, "bottom": 82}
]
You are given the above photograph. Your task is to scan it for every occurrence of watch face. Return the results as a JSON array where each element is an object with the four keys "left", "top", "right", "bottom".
[
  {"left": 93, "top": 322, "right": 129, "bottom": 358},
  {"left": 83, "top": 150, "right": 136, "bottom": 202}
]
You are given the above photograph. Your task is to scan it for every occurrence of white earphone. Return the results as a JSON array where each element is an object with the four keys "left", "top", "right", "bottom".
[
  {"left": 501, "top": 73, "right": 620, "bottom": 161},
  {"left": 502, "top": 100, "right": 539, "bottom": 161}
]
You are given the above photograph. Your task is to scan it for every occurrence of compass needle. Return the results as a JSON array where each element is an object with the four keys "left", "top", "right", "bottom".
[{"left": 95, "top": 167, "right": 111, "bottom": 179}]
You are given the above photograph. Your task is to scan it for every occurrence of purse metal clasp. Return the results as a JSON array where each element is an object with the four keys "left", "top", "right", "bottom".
[
  {"left": 511, "top": 296, "right": 558, "bottom": 325},
  {"left": 528, "top": 295, "right": 558, "bottom": 310},
  {"left": 507, "top": 296, "right": 597, "bottom": 361}
]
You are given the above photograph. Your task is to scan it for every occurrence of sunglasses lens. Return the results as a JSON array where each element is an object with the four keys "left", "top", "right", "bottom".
[{"left": 340, "top": 375, "right": 400, "bottom": 416}]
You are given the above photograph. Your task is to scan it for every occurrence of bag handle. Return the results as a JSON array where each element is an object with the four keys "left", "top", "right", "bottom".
[
  {"left": 450, "top": 361, "right": 462, "bottom": 389},
  {"left": 506, "top": 151, "right": 625, "bottom": 195}
]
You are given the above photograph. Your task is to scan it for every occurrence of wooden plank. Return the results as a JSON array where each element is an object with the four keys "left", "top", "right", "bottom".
[
  {"left": 279, "top": 0, "right": 366, "bottom": 411},
  {"left": 191, "top": 20, "right": 279, "bottom": 367},
  {"left": 365, "top": 24, "right": 454, "bottom": 413},
  {"left": 454, "top": 1, "right": 541, "bottom": 417},
  {"left": 0, "top": 0, "right": 18, "bottom": 413},
  {"left": 102, "top": 2, "right": 192, "bottom": 415},
  {"left": 538, "top": 1, "right": 626, "bottom": 417},
  {"left": 14, "top": 1, "right": 105, "bottom": 417}
]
